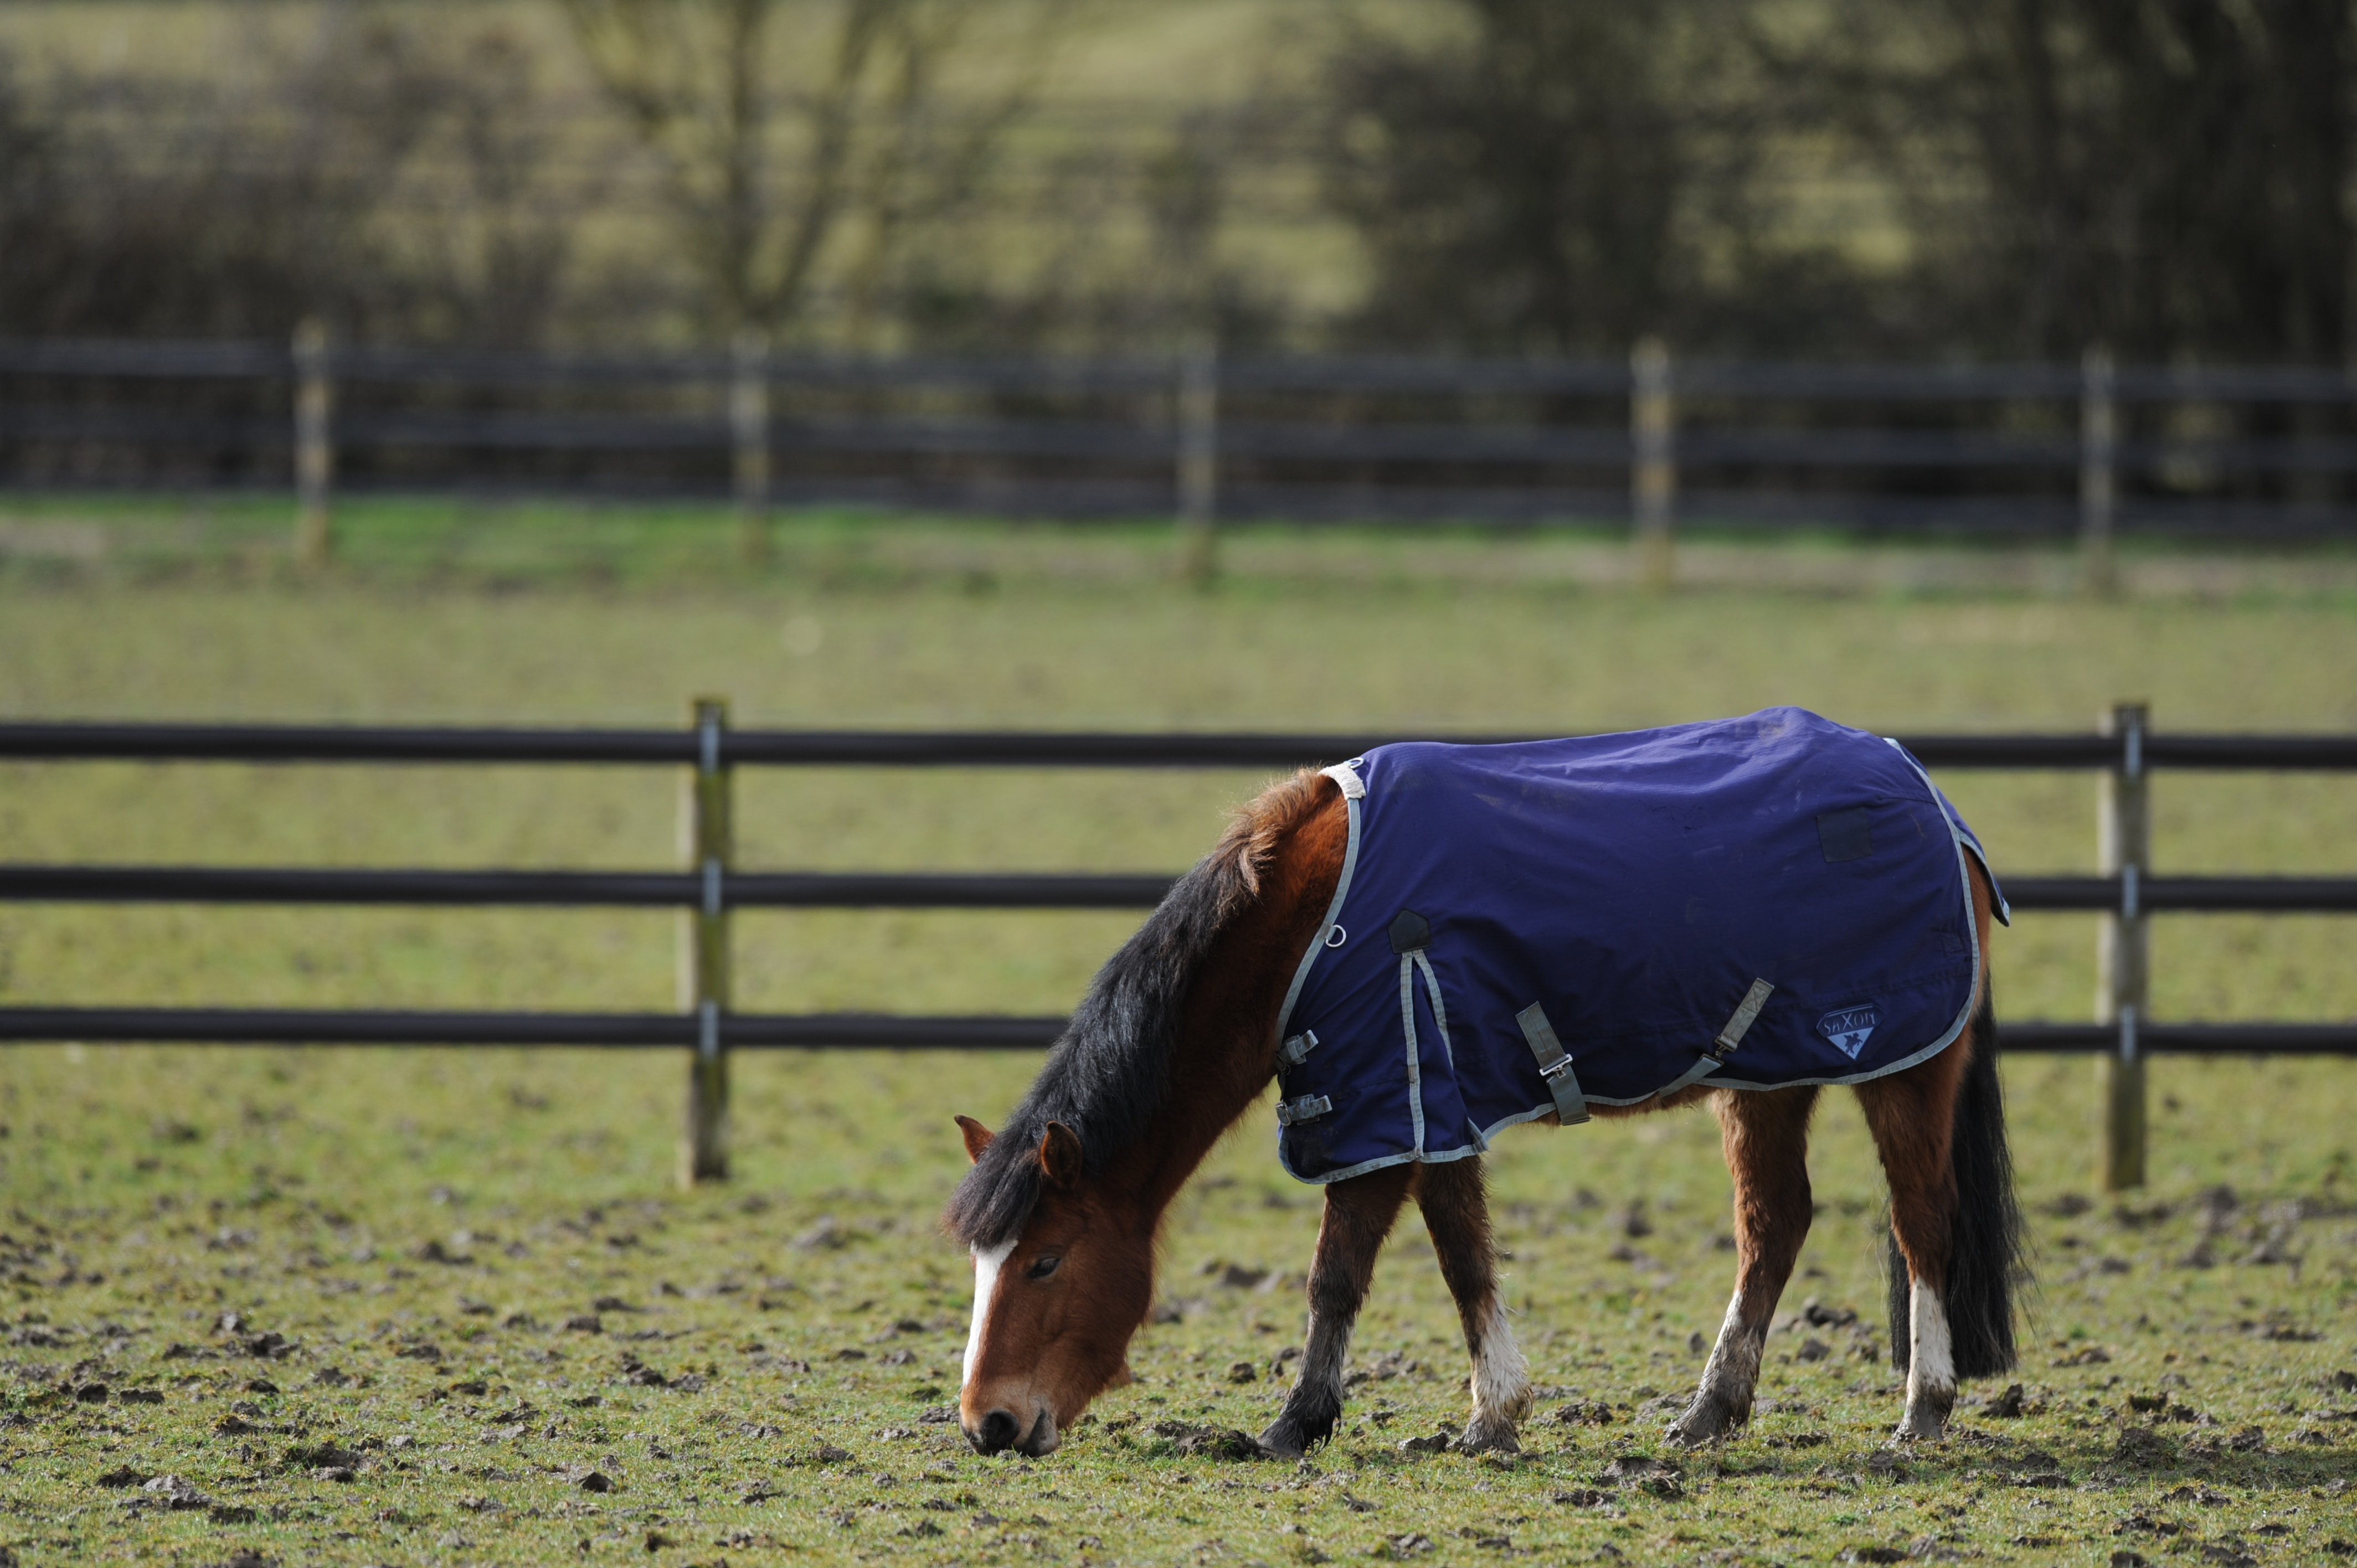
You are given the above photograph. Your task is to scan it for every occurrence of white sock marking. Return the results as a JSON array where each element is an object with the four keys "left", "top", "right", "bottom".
[
  {"left": 1699, "top": 1288, "right": 1761, "bottom": 1393},
  {"left": 1910, "top": 1281, "right": 1954, "bottom": 1397},
  {"left": 1469, "top": 1297, "right": 1532, "bottom": 1424},
  {"left": 964, "top": 1238, "right": 1016, "bottom": 1384}
]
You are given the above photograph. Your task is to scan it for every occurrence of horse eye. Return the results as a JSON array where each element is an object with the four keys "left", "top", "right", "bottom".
[{"left": 1026, "top": 1255, "right": 1062, "bottom": 1280}]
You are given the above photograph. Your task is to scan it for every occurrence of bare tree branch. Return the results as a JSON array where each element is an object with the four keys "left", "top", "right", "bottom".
[{"left": 559, "top": 0, "right": 1075, "bottom": 338}]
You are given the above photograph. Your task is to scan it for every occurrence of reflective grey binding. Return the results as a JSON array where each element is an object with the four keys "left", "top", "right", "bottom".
[
  {"left": 1319, "top": 760, "right": 1367, "bottom": 800},
  {"left": 1276, "top": 1094, "right": 1334, "bottom": 1127},
  {"left": 1514, "top": 1002, "right": 1590, "bottom": 1126},
  {"left": 1656, "top": 977, "right": 1778, "bottom": 1098}
]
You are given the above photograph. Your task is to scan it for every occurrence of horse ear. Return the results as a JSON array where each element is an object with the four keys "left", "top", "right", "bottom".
[
  {"left": 1037, "top": 1121, "right": 1085, "bottom": 1188},
  {"left": 955, "top": 1116, "right": 994, "bottom": 1165}
]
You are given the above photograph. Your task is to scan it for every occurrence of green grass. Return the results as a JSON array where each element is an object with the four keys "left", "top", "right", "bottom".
[
  {"left": 1, "top": 1046, "right": 2353, "bottom": 1566},
  {"left": 1, "top": 510, "right": 2354, "bottom": 1564}
]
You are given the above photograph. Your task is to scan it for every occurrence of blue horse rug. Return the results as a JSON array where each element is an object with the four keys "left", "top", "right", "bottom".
[{"left": 1272, "top": 708, "right": 2007, "bottom": 1184}]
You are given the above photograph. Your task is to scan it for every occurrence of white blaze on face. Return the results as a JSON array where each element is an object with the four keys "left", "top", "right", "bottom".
[{"left": 964, "top": 1239, "right": 1016, "bottom": 1384}]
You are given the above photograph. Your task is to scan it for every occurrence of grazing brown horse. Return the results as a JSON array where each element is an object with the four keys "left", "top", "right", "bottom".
[{"left": 947, "top": 744, "right": 2021, "bottom": 1460}]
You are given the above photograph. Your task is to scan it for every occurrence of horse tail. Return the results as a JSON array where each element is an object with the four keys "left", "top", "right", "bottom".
[{"left": 1887, "top": 993, "right": 2024, "bottom": 1378}]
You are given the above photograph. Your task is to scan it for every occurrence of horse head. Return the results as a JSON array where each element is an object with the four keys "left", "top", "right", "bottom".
[{"left": 951, "top": 1115, "right": 1149, "bottom": 1457}]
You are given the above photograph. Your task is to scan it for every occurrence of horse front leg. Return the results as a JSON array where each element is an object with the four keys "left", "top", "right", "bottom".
[
  {"left": 1669, "top": 1085, "right": 1819, "bottom": 1447},
  {"left": 1416, "top": 1156, "right": 1533, "bottom": 1454},
  {"left": 1258, "top": 1163, "right": 1413, "bottom": 1458}
]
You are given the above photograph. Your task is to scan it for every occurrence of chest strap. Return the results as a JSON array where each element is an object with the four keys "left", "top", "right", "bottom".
[
  {"left": 1656, "top": 977, "right": 1777, "bottom": 1098},
  {"left": 1514, "top": 1003, "right": 1591, "bottom": 1126}
]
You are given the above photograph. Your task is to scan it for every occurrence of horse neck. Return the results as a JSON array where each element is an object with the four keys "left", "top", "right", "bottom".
[{"left": 1104, "top": 791, "right": 1351, "bottom": 1231}]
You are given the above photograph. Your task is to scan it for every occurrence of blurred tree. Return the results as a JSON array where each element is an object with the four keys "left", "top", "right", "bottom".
[
  {"left": 560, "top": 0, "right": 1074, "bottom": 341},
  {"left": 1318, "top": 0, "right": 1749, "bottom": 354},
  {"left": 1802, "top": 0, "right": 2354, "bottom": 364},
  {"left": 0, "top": 54, "right": 73, "bottom": 330},
  {"left": 408, "top": 28, "right": 586, "bottom": 347},
  {"left": 7, "top": 0, "right": 2352, "bottom": 368},
  {"left": 0, "top": 10, "right": 578, "bottom": 344}
]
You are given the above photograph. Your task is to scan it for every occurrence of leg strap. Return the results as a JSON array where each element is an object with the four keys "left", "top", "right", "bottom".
[
  {"left": 1656, "top": 1050, "right": 1726, "bottom": 1099},
  {"left": 1514, "top": 1002, "right": 1589, "bottom": 1126},
  {"left": 1659, "top": 977, "right": 1778, "bottom": 1099}
]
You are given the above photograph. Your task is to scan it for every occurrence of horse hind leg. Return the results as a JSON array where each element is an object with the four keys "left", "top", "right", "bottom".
[
  {"left": 1857, "top": 996, "right": 2023, "bottom": 1444},
  {"left": 1258, "top": 1163, "right": 1413, "bottom": 1459},
  {"left": 1415, "top": 1157, "right": 1533, "bottom": 1454},
  {"left": 1856, "top": 1041, "right": 1970, "bottom": 1441},
  {"left": 1669, "top": 1085, "right": 1819, "bottom": 1447}
]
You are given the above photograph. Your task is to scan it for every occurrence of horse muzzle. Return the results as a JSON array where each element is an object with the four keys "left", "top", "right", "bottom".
[{"left": 965, "top": 1403, "right": 1059, "bottom": 1457}]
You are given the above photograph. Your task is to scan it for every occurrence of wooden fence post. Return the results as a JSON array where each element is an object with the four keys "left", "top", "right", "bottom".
[
  {"left": 2080, "top": 345, "right": 2117, "bottom": 596},
  {"left": 1176, "top": 342, "right": 1219, "bottom": 585},
  {"left": 292, "top": 319, "right": 333, "bottom": 566},
  {"left": 1631, "top": 336, "right": 1675, "bottom": 591},
  {"left": 680, "top": 696, "right": 733, "bottom": 1187},
  {"left": 731, "top": 329, "right": 771, "bottom": 568},
  {"left": 2096, "top": 699, "right": 2149, "bottom": 1190}
]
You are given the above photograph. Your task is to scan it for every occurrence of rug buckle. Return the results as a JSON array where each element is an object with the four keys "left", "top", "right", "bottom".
[
  {"left": 1275, "top": 1094, "right": 1332, "bottom": 1127},
  {"left": 1514, "top": 1002, "right": 1590, "bottom": 1126}
]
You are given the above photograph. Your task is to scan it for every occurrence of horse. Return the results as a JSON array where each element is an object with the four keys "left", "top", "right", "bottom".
[{"left": 945, "top": 714, "right": 2024, "bottom": 1461}]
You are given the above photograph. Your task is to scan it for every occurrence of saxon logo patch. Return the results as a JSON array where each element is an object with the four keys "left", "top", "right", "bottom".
[{"left": 1816, "top": 1004, "right": 1881, "bottom": 1059}]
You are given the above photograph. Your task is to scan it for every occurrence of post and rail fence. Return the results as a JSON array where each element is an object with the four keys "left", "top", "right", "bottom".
[
  {"left": 13, "top": 333, "right": 2357, "bottom": 580},
  {"left": 1, "top": 710, "right": 2354, "bottom": 1192}
]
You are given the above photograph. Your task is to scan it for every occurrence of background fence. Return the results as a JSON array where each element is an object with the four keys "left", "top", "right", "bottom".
[
  {"left": 12, "top": 336, "right": 2357, "bottom": 575},
  {"left": 2, "top": 704, "right": 2354, "bottom": 1190}
]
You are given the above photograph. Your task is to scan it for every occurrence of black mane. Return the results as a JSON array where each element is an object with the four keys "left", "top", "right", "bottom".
[{"left": 944, "top": 840, "right": 1258, "bottom": 1249}]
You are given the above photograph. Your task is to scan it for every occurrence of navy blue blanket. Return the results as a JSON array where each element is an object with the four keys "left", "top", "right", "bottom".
[{"left": 1273, "top": 709, "right": 2006, "bottom": 1184}]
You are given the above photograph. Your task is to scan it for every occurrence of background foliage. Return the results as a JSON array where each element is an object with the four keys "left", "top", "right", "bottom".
[{"left": 6, "top": 0, "right": 2354, "bottom": 362}]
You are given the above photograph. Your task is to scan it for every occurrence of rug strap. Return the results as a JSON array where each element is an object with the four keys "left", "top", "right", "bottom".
[
  {"left": 1658, "top": 977, "right": 1778, "bottom": 1099},
  {"left": 1713, "top": 977, "right": 1777, "bottom": 1055},
  {"left": 1514, "top": 1002, "right": 1590, "bottom": 1126},
  {"left": 1654, "top": 1051, "right": 1726, "bottom": 1100}
]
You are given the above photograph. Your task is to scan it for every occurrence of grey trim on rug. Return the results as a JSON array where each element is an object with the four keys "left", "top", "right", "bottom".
[{"left": 1273, "top": 762, "right": 1363, "bottom": 1047}]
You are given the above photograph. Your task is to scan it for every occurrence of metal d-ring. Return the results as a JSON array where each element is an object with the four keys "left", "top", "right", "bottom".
[{"left": 1324, "top": 925, "right": 1347, "bottom": 948}]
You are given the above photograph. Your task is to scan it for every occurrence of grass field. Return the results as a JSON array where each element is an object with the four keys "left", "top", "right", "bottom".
[{"left": 1, "top": 504, "right": 2354, "bottom": 1565}]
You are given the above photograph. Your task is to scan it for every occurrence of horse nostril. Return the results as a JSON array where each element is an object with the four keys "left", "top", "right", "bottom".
[{"left": 977, "top": 1409, "right": 1020, "bottom": 1454}]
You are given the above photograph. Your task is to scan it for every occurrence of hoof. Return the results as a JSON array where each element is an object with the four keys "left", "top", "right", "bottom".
[
  {"left": 1453, "top": 1421, "right": 1521, "bottom": 1456},
  {"left": 1255, "top": 1417, "right": 1325, "bottom": 1459},
  {"left": 1664, "top": 1395, "right": 1746, "bottom": 1448},
  {"left": 1891, "top": 1409, "right": 1951, "bottom": 1443},
  {"left": 1892, "top": 1388, "right": 1955, "bottom": 1443}
]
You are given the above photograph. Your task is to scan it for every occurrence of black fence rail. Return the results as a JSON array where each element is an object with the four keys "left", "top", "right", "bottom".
[
  {"left": 4, "top": 864, "right": 2357, "bottom": 916},
  {"left": 2, "top": 1010, "right": 2355, "bottom": 1058},
  {"left": 1, "top": 706, "right": 2352, "bottom": 1188},
  {"left": 8, "top": 719, "right": 2357, "bottom": 770},
  {"left": 11, "top": 336, "right": 2357, "bottom": 553}
]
